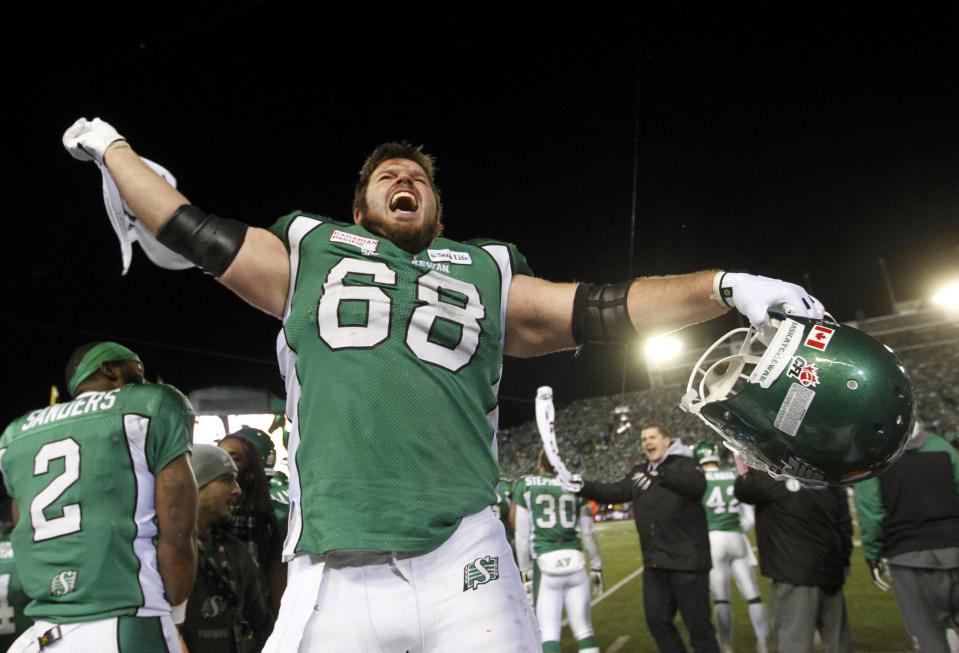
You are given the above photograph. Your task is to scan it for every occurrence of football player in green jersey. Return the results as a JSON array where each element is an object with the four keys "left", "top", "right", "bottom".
[
  {"left": 0, "top": 489, "right": 30, "bottom": 650},
  {"left": 515, "top": 452, "right": 602, "bottom": 653},
  {"left": 695, "top": 441, "right": 769, "bottom": 653},
  {"left": 64, "top": 117, "right": 830, "bottom": 653},
  {"left": 493, "top": 477, "right": 515, "bottom": 552},
  {"left": 0, "top": 342, "right": 197, "bottom": 652}
]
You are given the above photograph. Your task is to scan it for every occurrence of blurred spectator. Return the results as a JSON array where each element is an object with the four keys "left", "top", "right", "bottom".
[
  {"left": 219, "top": 428, "right": 286, "bottom": 614},
  {"left": 735, "top": 470, "right": 853, "bottom": 653},
  {"left": 577, "top": 425, "right": 718, "bottom": 652},
  {"left": 854, "top": 419, "right": 959, "bottom": 652},
  {"left": 184, "top": 445, "right": 272, "bottom": 653}
]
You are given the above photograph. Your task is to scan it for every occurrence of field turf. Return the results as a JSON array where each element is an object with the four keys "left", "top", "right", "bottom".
[{"left": 554, "top": 519, "right": 920, "bottom": 652}]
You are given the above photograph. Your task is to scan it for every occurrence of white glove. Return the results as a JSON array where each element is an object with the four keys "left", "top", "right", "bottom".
[
  {"left": 62, "top": 117, "right": 126, "bottom": 163},
  {"left": 715, "top": 272, "right": 824, "bottom": 326},
  {"left": 589, "top": 568, "right": 604, "bottom": 596},
  {"left": 560, "top": 473, "right": 583, "bottom": 493}
]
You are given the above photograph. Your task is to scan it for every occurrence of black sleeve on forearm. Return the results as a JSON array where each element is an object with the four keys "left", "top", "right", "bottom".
[
  {"left": 580, "top": 473, "right": 636, "bottom": 504},
  {"left": 734, "top": 470, "right": 779, "bottom": 505},
  {"left": 657, "top": 459, "right": 707, "bottom": 500}
]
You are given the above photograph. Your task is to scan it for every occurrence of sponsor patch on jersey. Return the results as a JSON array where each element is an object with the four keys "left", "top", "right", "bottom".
[
  {"left": 427, "top": 248, "right": 472, "bottom": 265},
  {"left": 749, "top": 318, "right": 803, "bottom": 388},
  {"left": 329, "top": 230, "right": 379, "bottom": 255},
  {"left": 50, "top": 570, "right": 77, "bottom": 597},
  {"left": 411, "top": 258, "right": 450, "bottom": 273},
  {"left": 0, "top": 541, "right": 12, "bottom": 560},
  {"left": 463, "top": 555, "right": 499, "bottom": 591},
  {"left": 786, "top": 356, "right": 820, "bottom": 387},
  {"left": 804, "top": 325, "right": 835, "bottom": 351},
  {"left": 773, "top": 384, "right": 816, "bottom": 436}
]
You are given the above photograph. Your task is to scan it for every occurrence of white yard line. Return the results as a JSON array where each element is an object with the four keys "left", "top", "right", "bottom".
[{"left": 606, "top": 635, "right": 631, "bottom": 653}]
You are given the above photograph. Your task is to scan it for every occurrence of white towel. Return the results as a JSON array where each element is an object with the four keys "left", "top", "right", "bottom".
[{"left": 97, "top": 158, "right": 195, "bottom": 274}]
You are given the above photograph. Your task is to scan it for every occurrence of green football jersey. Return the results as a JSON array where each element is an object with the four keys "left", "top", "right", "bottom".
[
  {"left": 0, "top": 536, "right": 30, "bottom": 649},
  {"left": 270, "top": 213, "right": 532, "bottom": 555},
  {"left": 0, "top": 384, "right": 193, "bottom": 623},
  {"left": 514, "top": 474, "right": 584, "bottom": 556},
  {"left": 493, "top": 477, "right": 514, "bottom": 542},
  {"left": 702, "top": 468, "right": 743, "bottom": 532}
]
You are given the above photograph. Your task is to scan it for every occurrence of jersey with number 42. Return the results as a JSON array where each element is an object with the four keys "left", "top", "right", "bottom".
[
  {"left": 270, "top": 213, "right": 532, "bottom": 556},
  {"left": 702, "top": 468, "right": 743, "bottom": 532},
  {"left": 514, "top": 474, "right": 585, "bottom": 556},
  {"left": 0, "top": 384, "right": 193, "bottom": 623}
]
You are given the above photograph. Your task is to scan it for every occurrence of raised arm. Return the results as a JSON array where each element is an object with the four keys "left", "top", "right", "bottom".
[
  {"left": 155, "top": 454, "right": 198, "bottom": 606},
  {"left": 505, "top": 271, "right": 725, "bottom": 357},
  {"left": 504, "top": 270, "right": 822, "bottom": 358},
  {"left": 64, "top": 119, "right": 290, "bottom": 318}
]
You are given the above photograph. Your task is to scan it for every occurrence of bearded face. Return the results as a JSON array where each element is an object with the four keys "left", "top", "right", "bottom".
[{"left": 354, "top": 158, "right": 443, "bottom": 255}]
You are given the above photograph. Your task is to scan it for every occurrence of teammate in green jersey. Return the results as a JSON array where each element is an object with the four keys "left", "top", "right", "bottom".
[
  {"left": 0, "top": 491, "right": 30, "bottom": 650},
  {"left": 695, "top": 441, "right": 769, "bottom": 653},
  {"left": 0, "top": 342, "right": 197, "bottom": 652},
  {"left": 515, "top": 452, "right": 602, "bottom": 653},
  {"left": 64, "top": 116, "right": 825, "bottom": 653},
  {"left": 493, "top": 477, "right": 515, "bottom": 552}
]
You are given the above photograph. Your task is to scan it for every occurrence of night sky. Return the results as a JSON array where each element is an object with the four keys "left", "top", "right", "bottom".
[{"left": 5, "top": 7, "right": 958, "bottom": 427}]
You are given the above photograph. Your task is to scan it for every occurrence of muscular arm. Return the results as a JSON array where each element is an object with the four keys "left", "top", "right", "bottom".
[
  {"left": 504, "top": 271, "right": 728, "bottom": 358},
  {"left": 155, "top": 454, "right": 198, "bottom": 606},
  {"left": 102, "top": 145, "right": 290, "bottom": 318}
]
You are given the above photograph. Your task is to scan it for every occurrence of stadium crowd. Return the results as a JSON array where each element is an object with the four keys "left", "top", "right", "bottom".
[{"left": 498, "top": 341, "right": 959, "bottom": 481}]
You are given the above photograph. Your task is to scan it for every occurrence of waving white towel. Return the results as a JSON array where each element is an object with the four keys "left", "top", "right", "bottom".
[{"left": 97, "top": 158, "right": 195, "bottom": 274}]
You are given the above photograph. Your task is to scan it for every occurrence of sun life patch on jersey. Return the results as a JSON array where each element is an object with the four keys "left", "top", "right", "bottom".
[{"left": 463, "top": 555, "right": 499, "bottom": 591}]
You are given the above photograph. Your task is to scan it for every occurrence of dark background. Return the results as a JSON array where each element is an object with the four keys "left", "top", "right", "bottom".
[{"left": 5, "top": 6, "right": 958, "bottom": 427}]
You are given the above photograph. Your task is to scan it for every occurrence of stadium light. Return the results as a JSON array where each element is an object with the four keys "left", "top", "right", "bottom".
[
  {"left": 643, "top": 335, "right": 683, "bottom": 366},
  {"left": 931, "top": 281, "right": 959, "bottom": 309}
]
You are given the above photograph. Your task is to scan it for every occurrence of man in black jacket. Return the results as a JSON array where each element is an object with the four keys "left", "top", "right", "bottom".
[
  {"left": 574, "top": 424, "right": 719, "bottom": 652},
  {"left": 854, "top": 421, "right": 959, "bottom": 652},
  {"left": 734, "top": 468, "right": 853, "bottom": 653}
]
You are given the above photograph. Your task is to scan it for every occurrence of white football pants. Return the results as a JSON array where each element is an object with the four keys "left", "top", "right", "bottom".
[
  {"left": 536, "top": 565, "right": 596, "bottom": 647},
  {"left": 708, "top": 530, "right": 760, "bottom": 601},
  {"left": 7, "top": 615, "right": 181, "bottom": 653},
  {"left": 265, "top": 508, "right": 540, "bottom": 652}
]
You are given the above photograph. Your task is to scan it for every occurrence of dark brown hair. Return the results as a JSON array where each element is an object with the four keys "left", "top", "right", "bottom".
[{"left": 352, "top": 141, "right": 442, "bottom": 220}]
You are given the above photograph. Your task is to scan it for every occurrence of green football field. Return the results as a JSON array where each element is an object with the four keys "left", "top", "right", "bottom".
[{"left": 554, "top": 519, "right": 919, "bottom": 652}]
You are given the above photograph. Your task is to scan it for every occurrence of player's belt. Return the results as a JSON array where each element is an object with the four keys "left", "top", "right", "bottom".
[{"left": 37, "top": 625, "right": 62, "bottom": 649}]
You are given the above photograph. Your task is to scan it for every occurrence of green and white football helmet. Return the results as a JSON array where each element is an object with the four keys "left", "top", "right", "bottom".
[
  {"left": 680, "top": 308, "right": 914, "bottom": 486},
  {"left": 693, "top": 441, "right": 722, "bottom": 466}
]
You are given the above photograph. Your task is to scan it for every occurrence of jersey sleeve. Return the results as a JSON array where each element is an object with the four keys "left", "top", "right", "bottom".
[
  {"left": 468, "top": 239, "right": 534, "bottom": 277},
  {"left": 142, "top": 385, "right": 195, "bottom": 473},
  {"left": 268, "top": 211, "right": 337, "bottom": 250}
]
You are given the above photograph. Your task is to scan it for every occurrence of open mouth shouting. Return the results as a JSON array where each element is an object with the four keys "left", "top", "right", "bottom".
[{"left": 389, "top": 189, "right": 419, "bottom": 213}]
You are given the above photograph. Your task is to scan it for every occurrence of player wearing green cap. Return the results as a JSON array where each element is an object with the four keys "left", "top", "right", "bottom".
[{"left": 0, "top": 342, "right": 196, "bottom": 652}]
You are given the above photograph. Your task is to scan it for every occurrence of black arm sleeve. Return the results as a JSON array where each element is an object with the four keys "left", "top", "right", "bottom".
[
  {"left": 657, "top": 458, "right": 707, "bottom": 500},
  {"left": 734, "top": 470, "right": 780, "bottom": 505},
  {"left": 580, "top": 469, "right": 639, "bottom": 504}
]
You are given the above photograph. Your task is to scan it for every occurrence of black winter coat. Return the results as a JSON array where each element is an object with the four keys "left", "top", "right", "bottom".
[
  {"left": 734, "top": 472, "right": 852, "bottom": 592},
  {"left": 580, "top": 454, "right": 710, "bottom": 572}
]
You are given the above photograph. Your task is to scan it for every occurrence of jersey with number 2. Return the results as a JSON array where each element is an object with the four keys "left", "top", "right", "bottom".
[{"left": 0, "top": 384, "right": 193, "bottom": 623}]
